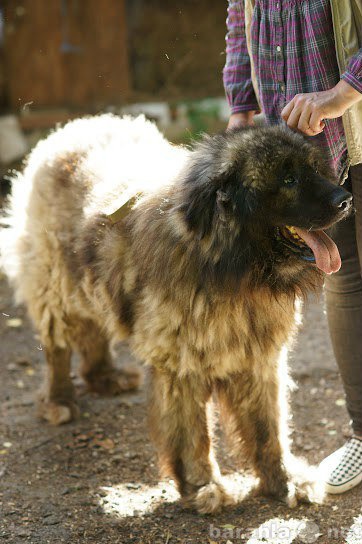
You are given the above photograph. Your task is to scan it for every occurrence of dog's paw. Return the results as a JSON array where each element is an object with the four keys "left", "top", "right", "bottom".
[
  {"left": 288, "top": 474, "right": 325, "bottom": 506},
  {"left": 255, "top": 458, "right": 325, "bottom": 507},
  {"left": 183, "top": 481, "right": 236, "bottom": 515},
  {"left": 84, "top": 366, "right": 141, "bottom": 395},
  {"left": 37, "top": 399, "right": 79, "bottom": 425},
  {"left": 284, "top": 456, "right": 326, "bottom": 506}
]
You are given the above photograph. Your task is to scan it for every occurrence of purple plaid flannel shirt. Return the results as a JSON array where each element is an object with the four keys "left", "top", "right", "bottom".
[{"left": 223, "top": 0, "right": 362, "bottom": 178}]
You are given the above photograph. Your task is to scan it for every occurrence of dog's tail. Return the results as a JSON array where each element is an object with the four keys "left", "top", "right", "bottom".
[{"left": 0, "top": 168, "right": 31, "bottom": 301}]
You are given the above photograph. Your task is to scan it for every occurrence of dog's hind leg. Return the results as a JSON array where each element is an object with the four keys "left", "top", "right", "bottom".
[
  {"left": 30, "top": 300, "right": 79, "bottom": 425},
  {"left": 148, "top": 368, "right": 235, "bottom": 514},
  {"left": 71, "top": 319, "right": 141, "bottom": 395},
  {"left": 37, "top": 344, "right": 79, "bottom": 425}
]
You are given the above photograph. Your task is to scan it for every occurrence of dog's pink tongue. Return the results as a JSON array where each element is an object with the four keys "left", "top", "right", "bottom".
[{"left": 294, "top": 227, "right": 341, "bottom": 274}]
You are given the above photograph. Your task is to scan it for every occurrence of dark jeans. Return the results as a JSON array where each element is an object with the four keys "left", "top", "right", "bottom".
[{"left": 325, "top": 163, "right": 362, "bottom": 436}]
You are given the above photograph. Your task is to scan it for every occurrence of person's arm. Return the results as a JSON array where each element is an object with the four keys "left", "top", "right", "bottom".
[
  {"left": 223, "top": 0, "right": 259, "bottom": 128},
  {"left": 341, "top": 47, "right": 362, "bottom": 94},
  {"left": 281, "top": 48, "right": 362, "bottom": 136}
]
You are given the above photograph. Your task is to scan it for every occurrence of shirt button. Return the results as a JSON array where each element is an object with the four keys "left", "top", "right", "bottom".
[
  {"left": 280, "top": 83, "right": 285, "bottom": 92},
  {"left": 276, "top": 45, "right": 282, "bottom": 52}
]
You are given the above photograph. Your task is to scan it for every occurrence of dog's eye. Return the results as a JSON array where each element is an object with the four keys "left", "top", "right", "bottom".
[{"left": 283, "top": 177, "right": 298, "bottom": 186}]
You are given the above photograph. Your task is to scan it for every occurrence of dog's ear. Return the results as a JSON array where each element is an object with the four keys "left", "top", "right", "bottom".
[
  {"left": 179, "top": 134, "right": 258, "bottom": 239},
  {"left": 181, "top": 177, "right": 257, "bottom": 240},
  {"left": 183, "top": 181, "right": 216, "bottom": 240},
  {"left": 216, "top": 171, "right": 258, "bottom": 225}
]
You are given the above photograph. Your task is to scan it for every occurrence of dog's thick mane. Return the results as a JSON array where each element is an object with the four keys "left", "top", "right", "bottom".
[{"left": 120, "top": 130, "right": 322, "bottom": 303}]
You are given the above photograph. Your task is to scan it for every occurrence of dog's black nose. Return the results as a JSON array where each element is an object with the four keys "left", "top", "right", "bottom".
[{"left": 330, "top": 188, "right": 353, "bottom": 210}]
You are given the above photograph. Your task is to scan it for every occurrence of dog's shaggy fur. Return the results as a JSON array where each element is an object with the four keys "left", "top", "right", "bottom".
[{"left": 0, "top": 115, "right": 351, "bottom": 513}]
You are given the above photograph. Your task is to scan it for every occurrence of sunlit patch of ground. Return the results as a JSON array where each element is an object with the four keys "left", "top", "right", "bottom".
[
  {"left": 98, "top": 472, "right": 256, "bottom": 518},
  {"left": 98, "top": 473, "right": 361, "bottom": 544},
  {"left": 226, "top": 514, "right": 362, "bottom": 544},
  {"left": 99, "top": 480, "right": 179, "bottom": 518},
  {"left": 245, "top": 518, "right": 320, "bottom": 544},
  {"left": 345, "top": 514, "right": 362, "bottom": 544},
  {"left": 208, "top": 517, "right": 322, "bottom": 543}
]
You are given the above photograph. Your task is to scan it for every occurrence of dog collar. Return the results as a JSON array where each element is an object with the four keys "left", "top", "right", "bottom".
[{"left": 107, "top": 194, "right": 141, "bottom": 224}]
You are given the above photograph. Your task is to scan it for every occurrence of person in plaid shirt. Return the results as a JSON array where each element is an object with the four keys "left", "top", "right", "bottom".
[{"left": 223, "top": 0, "right": 362, "bottom": 494}]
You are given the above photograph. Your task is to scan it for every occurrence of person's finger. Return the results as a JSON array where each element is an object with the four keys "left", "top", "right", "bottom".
[
  {"left": 297, "top": 105, "right": 314, "bottom": 135},
  {"left": 309, "top": 108, "right": 325, "bottom": 133},
  {"left": 285, "top": 102, "right": 303, "bottom": 129},
  {"left": 281, "top": 98, "right": 295, "bottom": 121},
  {"left": 297, "top": 105, "right": 324, "bottom": 136}
]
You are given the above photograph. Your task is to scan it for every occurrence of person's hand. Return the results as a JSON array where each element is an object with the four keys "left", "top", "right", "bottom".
[
  {"left": 227, "top": 111, "right": 258, "bottom": 130},
  {"left": 281, "top": 80, "right": 362, "bottom": 136}
]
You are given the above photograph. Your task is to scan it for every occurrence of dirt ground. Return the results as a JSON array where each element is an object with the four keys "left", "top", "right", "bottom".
[{"left": 0, "top": 273, "right": 361, "bottom": 544}]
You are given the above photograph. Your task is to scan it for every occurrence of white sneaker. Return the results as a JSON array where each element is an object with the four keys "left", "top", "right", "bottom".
[{"left": 319, "top": 437, "right": 362, "bottom": 494}]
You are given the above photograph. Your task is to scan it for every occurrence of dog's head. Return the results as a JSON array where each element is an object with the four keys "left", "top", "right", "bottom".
[{"left": 180, "top": 125, "right": 352, "bottom": 279}]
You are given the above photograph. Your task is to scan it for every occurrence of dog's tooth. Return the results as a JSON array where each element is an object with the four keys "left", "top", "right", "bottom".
[{"left": 284, "top": 225, "right": 307, "bottom": 247}]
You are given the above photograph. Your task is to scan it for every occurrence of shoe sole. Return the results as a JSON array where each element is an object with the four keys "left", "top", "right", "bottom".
[{"left": 325, "top": 471, "right": 362, "bottom": 494}]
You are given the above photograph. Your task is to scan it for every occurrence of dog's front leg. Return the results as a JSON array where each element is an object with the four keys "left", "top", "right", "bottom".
[
  {"left": 217, "top": 364, "right": 324, "bottom": 507},
  {"left": 148, "top": 367, "right": 235, "bottom": 514}
]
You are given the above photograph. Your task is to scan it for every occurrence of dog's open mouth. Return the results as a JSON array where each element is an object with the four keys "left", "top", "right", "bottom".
[{"left": 277, "top": 225, "right": 341, "bottom": 274}]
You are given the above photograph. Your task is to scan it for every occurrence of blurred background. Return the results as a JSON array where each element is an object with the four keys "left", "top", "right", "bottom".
[{"left": 0, "top": 0, "right": 229, "bottom": 201}]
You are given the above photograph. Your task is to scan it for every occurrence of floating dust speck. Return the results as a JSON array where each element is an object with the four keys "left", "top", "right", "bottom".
[{"left": 22, "top": 101, "right": 33, "bottom": 112}]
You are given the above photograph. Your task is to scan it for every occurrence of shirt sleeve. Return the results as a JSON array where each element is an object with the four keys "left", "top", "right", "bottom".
[
  {"left": 341, "top": 47, "right": 362, "bottom": 94},
  {"left": 223, "top": 0, "right": 259, "bottom": 113}
]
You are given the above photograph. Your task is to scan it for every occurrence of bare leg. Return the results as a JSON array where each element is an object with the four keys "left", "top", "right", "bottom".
[
  {"left": 37, "top": 345, "right": 79, "bottom": 425},
  {"left": 73, "top": 319, "right": 140, "bottom": 394},
  {"left": 148, "top": 368, "right": 234, "bottom": 514},
  {"left": 217, "top": 368, "right": 324, "bottom": 506}
]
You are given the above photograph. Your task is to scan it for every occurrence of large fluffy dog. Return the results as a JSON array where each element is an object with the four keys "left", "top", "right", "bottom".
[{"left": 0, "top": 115, "right": 351, "bottom": 513}]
